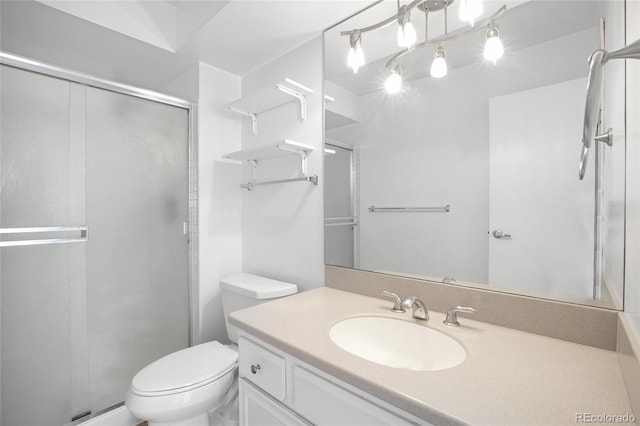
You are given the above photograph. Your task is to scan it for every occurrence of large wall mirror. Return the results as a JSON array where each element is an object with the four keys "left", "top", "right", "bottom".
[{"left": 323, "top": 0, "right": 626, "bottom": 309}]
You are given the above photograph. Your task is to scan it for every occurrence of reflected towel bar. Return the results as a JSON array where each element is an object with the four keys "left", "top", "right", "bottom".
[
  {"left": 368, "top": 205, "right": 451, "bottom": 213},
  {"left": 0, "top": 226, "right": 88, "bottom": 247}
]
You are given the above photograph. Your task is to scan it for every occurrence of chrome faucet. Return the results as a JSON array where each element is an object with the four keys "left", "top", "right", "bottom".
[
  {"left": 401, "top": 296, "right": 429, "bottom": 320},
  {"left": 443, "top": 306, "right": 476, "bottom": 326},
  {"left": 381, "top": 290, "right": 405, "bottom": 313}
]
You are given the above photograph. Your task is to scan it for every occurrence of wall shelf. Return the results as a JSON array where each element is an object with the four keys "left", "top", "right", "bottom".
[
  {"left": 223, "top": 140, "right": 318, "bottom": 190},
  {"left": 227, "top": 78, "right": 314, "bottom": 135}
]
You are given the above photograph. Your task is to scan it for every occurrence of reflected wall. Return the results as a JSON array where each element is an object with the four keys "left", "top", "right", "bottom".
[{"left": 324, "top": 1, "right": 626, "bottom": 308}]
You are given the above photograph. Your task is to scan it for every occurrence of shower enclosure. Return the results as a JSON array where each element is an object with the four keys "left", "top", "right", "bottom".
[{"left": 0, "top": 58, "right": 194, "bottom": 425}]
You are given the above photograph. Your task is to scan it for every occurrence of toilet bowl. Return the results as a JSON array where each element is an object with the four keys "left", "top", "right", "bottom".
[
  {"left": 125, "top": 273, "right": 298, "bottom": 426},
  {"left": 126, "top": 341, "right": 238, "bottom": 426}
]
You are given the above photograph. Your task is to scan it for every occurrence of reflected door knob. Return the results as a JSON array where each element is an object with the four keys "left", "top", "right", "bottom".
[{"left": 492, "top": 229, "right": 512, "bottom": 239}]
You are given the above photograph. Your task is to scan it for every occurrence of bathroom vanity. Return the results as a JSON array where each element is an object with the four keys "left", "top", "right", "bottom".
[
  {"left": 230, "top": 287, "right": 635, "bottom": 425},
  {"left": 238, "top": 335, "right": 426, "bottom": 425}
]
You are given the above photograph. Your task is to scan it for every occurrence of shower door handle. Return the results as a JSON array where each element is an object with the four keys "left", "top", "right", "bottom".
[
  {"left": 0, "top": 226, "right": 88, "bottom": 247},
  {"left": 492, "top": 229, "right": 512, "bottom": 239}
]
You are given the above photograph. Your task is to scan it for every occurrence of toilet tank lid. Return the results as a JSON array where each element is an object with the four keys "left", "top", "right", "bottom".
[{"left": 220, "top": 273, "right": 298, "bottom": 299}]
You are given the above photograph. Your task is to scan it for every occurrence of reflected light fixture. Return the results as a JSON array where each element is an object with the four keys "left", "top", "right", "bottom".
[
  {"left": 483, "top": 22, "right": 504, "bottom": 64},
  {"left": 430, "top": 46, "right": 447, "bottom": 78},
  {"left": 459, "top": 0, "right": 483, "bottom": 26},
  {"left": 384, "top": 65, "right": 404, "bottom": 94},
  {"left": 347, "top": 31, "right": 365, "bottom": 73}
]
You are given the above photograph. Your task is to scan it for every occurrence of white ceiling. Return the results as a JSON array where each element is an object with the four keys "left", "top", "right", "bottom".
[
  {"left": 0, "top": 0, "right": 608, "bottom": 98},
  {"left": 0, "top": 0, "right": 373, "bottom": 92},
  {"left": 178, "top": 0, "right": 375, "bottom": 76}
]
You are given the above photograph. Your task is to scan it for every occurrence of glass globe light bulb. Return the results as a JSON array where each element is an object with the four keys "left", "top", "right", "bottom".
[
  {"left": 484, "top": 32, "right": 503, "bottom": 64},
  {"left": 430, "top": 48, "right": 447, "bottom": 78},
  {"left": 347, "top": 32, "right": 365, "bottom": 73},
  {"left": 385, "top": 71, "right": 402, "bottom": 94},
  {"left": 397, "top": 17, "right": 416, "bottom": 48}
]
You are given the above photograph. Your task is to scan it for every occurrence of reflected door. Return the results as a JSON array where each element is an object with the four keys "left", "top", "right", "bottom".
[
  {"left": 324, "top": 143, "right": 357, "bottom": 268},
  {"left": 488, "top": 78, "right": 594, "bottom": 300}
]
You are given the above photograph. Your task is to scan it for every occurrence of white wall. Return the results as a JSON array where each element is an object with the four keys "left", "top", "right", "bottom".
[
  {"left": 240, "top": 37, "right": 325, "bottom": 292},
  {"left": 625, "top": 0, "right": 640, "bottom": 335},
  {"left": 341, "top": 72, "right": 491, "bottom": 284},
  {"left": 196, "top": 63, "right": 242, "bottom": 344}
]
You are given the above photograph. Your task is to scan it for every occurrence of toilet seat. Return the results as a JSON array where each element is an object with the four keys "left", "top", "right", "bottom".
[{"left": 130, "top": 341, "right": 238, "bottom": 397}]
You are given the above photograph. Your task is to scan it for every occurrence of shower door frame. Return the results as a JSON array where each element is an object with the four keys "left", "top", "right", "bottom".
[{"left": 0, "top": 51, "right": 200, "bottom": 345}]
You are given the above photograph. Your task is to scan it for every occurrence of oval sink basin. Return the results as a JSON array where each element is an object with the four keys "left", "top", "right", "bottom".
[{"left": 329, "top": 316, "right": 466, "bottom": 371}]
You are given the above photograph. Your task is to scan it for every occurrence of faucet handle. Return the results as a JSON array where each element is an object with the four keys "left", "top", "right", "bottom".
[
  {"left": 443, "top": 306, "right": 476, "bottom": 327},
  {"left": 381, "top": 290, "right": 405, "bottom": 313}
]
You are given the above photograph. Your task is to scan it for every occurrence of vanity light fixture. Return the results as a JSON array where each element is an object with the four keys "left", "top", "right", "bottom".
[
  {"left": 342, "top": 0, "right": 506, "bottom": 91},
  {"left": 483, "top": 22, "right": 504, "bottom": 64}
]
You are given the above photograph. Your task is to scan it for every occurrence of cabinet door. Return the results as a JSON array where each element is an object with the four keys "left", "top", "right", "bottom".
[
  {"left": 239, "top": 379, "right": 310, "bottom": 426},
  {"left": 292, "top": 365, "right": 420, "bottom": 426}
]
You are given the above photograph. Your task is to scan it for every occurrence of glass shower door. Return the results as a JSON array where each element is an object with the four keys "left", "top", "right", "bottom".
[
  {"left": 1, "top": 65, "right": 90, "bottom": 425},
  {"left": 85, "top": 87, "right": 190, "bottom": 412},
  {"left": 1, "top": 64, "right": 191, "bottom": 425}
]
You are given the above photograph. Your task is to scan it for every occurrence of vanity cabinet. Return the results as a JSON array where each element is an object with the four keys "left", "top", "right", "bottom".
[
  {"left": 238, "top": 333, "right": 431, "bottom": 426},
  {"left": 239, "top": 379, "right": 310, "bottom": 425}
]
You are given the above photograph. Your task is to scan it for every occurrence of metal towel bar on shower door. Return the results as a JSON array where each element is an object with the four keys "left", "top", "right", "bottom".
[{"left": 0, "top": 226, "right": 88, "bottom": 247}]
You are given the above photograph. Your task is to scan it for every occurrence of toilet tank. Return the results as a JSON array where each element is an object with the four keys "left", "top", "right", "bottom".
[{"left": 220, "top": 273, "right": 298, "bottom": 343}]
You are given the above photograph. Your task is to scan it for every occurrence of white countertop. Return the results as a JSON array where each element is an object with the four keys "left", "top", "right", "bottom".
[{"left": 230, "top": 287, "right": 635, "bottom": 425}]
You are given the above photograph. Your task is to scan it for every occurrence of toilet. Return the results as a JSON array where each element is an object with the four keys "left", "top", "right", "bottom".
[{"left": 125, "top": 273, "right": 298, "bottom": 426}]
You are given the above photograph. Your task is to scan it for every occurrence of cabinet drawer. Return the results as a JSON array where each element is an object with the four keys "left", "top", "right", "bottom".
[{"left": 238, "top": 337, "right": 286, "bottom": 401}]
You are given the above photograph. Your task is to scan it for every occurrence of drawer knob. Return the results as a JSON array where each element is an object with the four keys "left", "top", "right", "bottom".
[{"left": 250, "top": 364, "right": 261, "bottom": 374}]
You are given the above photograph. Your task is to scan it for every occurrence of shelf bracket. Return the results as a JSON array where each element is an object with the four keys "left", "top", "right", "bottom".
[
  {"left": 277, "top": 84, "right": 307, "bottom": 122},
  {"left": 277, "top": 144, "right": 310, "bottom": 176},
  {"left": 229, "top": 106, "right": 257, "bottom": 135},
  {"left": 248, "top": 159, "right": 258, "bottom": 182}
]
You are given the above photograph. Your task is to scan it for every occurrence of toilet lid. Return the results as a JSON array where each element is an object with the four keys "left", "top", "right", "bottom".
[{"left": 131, "top": 341, "right": 238, "bottom": 395}]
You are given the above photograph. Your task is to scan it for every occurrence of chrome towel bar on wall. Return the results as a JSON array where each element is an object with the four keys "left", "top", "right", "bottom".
[{"left": 368, "top": 205, "right": 451, "bottom": 213}]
